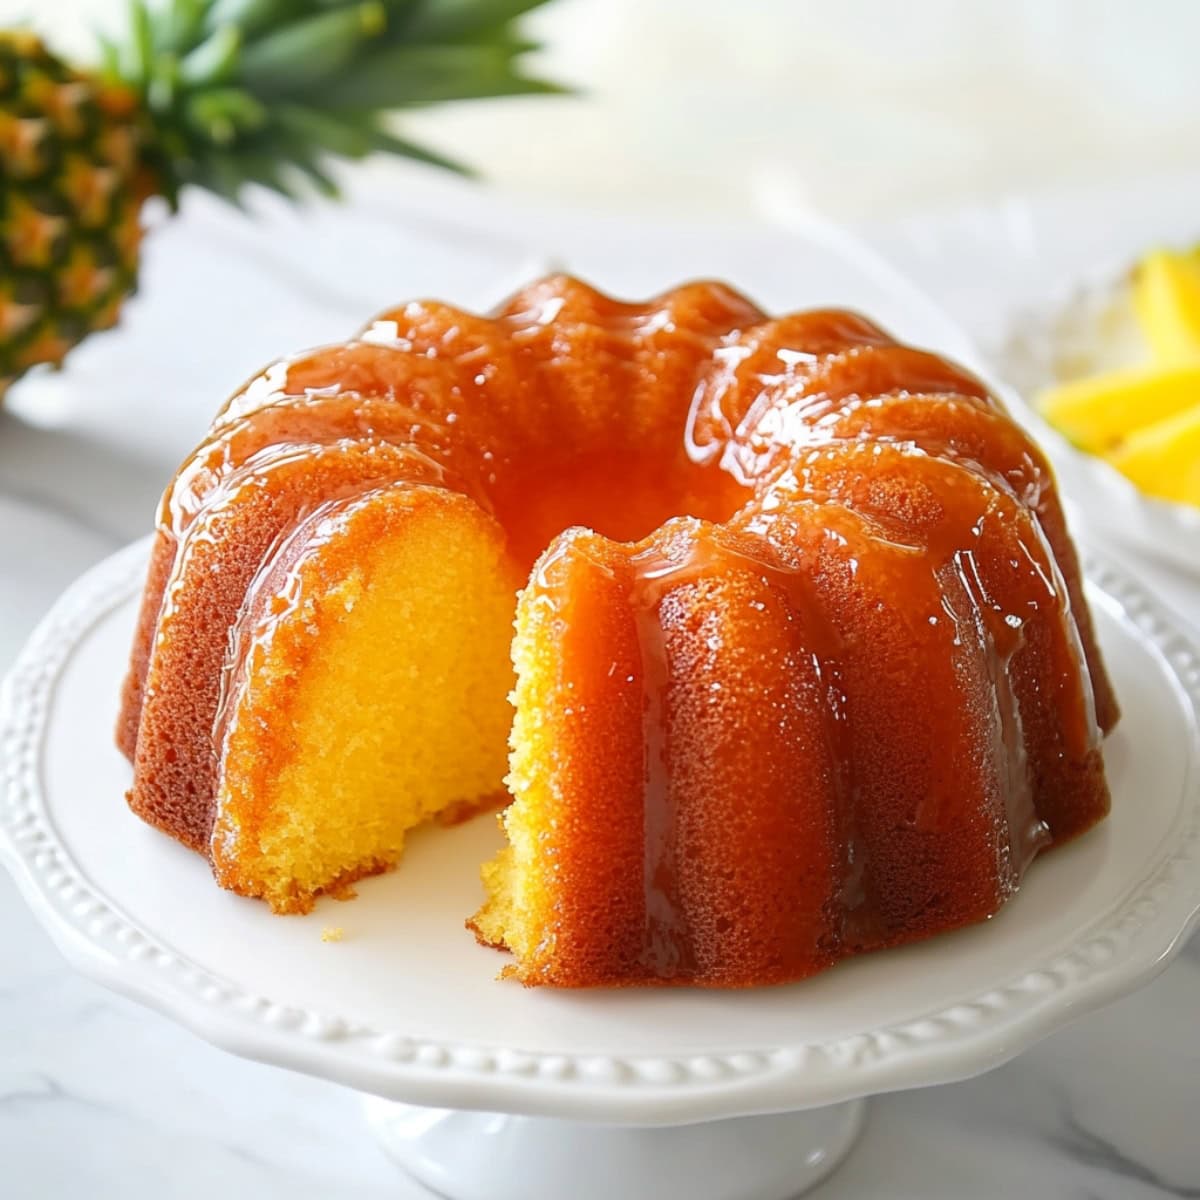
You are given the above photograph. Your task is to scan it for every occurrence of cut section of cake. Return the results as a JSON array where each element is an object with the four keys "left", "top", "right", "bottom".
[{"left": 213, "top": 484, "right": 518, "bottom": 913}]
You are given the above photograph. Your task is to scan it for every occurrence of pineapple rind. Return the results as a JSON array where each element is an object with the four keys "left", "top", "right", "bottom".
[{"left": 0, "top": 32, "right": 143, "bottom": 392}]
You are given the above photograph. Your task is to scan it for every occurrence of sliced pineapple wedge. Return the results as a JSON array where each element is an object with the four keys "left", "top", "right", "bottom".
[
  {"left": 1107, "top": 402, "right": 1200, "bottom": 507},
  {"left": 1132, "top": 249, "right": 1200, "bottom": 366},
  {"left": 1038, "top": 364, "right": 1200, "bottom": 454}
]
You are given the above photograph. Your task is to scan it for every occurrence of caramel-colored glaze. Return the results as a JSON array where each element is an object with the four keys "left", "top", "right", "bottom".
[
  {"left": 515, "top": 459, "right": 1100, "bottom": 985},
  {"left": 127, "top": 441, "right": 448, "bottom": 849},
  {"left": 118, "top": 275, "right": 1117, "bottom": 987},
  {"left": 631, "top": 523, "right": 846, "bottom": 982}
]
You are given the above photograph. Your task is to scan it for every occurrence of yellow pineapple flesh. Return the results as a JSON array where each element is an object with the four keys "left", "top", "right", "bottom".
[
  {"left": 1132, "top": 249, "right": 1200, "bottom": 367},
  {"left": 1039, "top": 245, "right": 1200, "bottom": 509},
  {"left": 1038, "top": 363, "right": 1200, "bottom": 455},
  {"left": 1107, "top": 402, "right": 1200, "bottom": 507}
]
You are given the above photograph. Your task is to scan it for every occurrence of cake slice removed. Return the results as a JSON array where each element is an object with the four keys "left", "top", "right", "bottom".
[{"left": 211, "top": 484, "right": 519, "bottom": 913}]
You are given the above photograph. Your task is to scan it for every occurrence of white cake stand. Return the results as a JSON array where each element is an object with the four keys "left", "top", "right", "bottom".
[{"left": 2, "top": 539, "right": 1198, "bottom": 1200}]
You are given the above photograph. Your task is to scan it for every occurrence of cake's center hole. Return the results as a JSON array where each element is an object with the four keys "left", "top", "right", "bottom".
[{"left": 489, "top": 444, "right": 751, "bottom": 571}]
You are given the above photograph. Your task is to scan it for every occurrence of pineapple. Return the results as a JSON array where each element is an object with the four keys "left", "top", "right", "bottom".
[
  {"left": 1107, "top": 402, "right": 1200, "bottom": 507},
  {"left": 1131, "top": 248, "right": 1200, "bottom": 367},
  {"left": 1038, "top": 243, "right": 1200, "bottom": 510},
  {"left": 1038, "top": 363, "right": 1200, "bottom": 455},
  {"left": 0, "top": 30, "right": 147, "bottom": 390},
  {"left": 0, "top": 0, "right": 562, "bottom": 396}
]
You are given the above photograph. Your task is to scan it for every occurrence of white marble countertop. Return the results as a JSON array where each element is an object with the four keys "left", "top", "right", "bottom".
[{"left": 2, "top": 171, "right": 1199, "bottom": 1196}]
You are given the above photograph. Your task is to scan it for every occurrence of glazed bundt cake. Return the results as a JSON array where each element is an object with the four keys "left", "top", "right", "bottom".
[{"left": 118, "top": 275, "right": 1117, "bottom": 986}]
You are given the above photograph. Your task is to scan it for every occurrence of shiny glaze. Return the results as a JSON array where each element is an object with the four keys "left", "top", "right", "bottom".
[
  {"left": 212, "top": 489, "right": 386, "bottom": 762},
  {"left": 120, "top": 276, "right": 1117, "bottom": 983},
  {"left": 626, "top": 525, "right": 855, "bottom": 977}
]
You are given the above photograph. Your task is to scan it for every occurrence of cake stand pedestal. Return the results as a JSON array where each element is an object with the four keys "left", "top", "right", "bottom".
[
  {"left": 363, "top": 1100, "right": 866, "bottom": 1200},
  {"left": 2, "top": 539, "right": 1198, "bottom": 1200}
]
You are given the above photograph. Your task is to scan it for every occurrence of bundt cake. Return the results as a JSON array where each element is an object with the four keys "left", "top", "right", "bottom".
[{"left": 117, "top": 274, "right": 1118, "bottom": 986}]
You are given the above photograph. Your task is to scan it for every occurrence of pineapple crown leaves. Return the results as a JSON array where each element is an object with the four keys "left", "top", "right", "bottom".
[{"left": 94, "top": 0, "right": 568, "bottom": 207}]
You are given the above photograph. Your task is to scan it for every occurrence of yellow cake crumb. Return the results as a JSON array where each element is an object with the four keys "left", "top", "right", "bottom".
[
  {"left": 211, "top": 488, "right": 520, "bottom": 913},
  {"left": 321, "top": 926, "right": 344, "bottom": 943}
]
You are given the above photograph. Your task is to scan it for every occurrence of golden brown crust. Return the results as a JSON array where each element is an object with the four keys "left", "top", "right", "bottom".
[
  {"left": 115, "top": 529, "right": 174, "bottom": 761},
  {"left": 128, "top": 441, "right": 448, "bottom": 852}
]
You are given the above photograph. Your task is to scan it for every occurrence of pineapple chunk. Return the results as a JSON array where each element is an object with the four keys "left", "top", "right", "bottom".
[
  {"left": 1107, "top": 402, "right": 1200, "bottom": 508},
  {"left": 1039, "top": 365, "right": 1200, "bottom": 454},
  {"left": 1132, "top": 249, "right": 1200, "bottom": 365}
]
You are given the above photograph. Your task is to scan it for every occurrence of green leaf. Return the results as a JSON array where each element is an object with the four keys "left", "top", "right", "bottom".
[
  {"left": 401, "top": 0, "right": 554, "bottom": 43},
  {"left": 186, "top": 88, "right": 270, "bottom": 144},
  {"left": 274, "top": 103, "right": 375, "bottom": 156},
  {"left": 248, "top": 117, "right": 343, "bottom": 194},
  {"left": 189, "top": 154, "right": 251, "bottom": 205},
  {"left": 159, "top": 0, "right": 211, "bottom": 55},
  {"left": 288, "top": 155, "right": 342, "bottom": 198},
  {"left": 264, "top": 121, "right": 346, "bottom": 196},
  {"left": 231, "top": 149, "right": 301, "bottom": 199},
  {"left": 205, "top": 0, "right": 312, "bottom": 41},
  {"left": 179, "top": 25, "right": 243, "bottom": 86},
  {"left": 96, "top": 33, "right": 122, "bottom": 83},
  {"left": 470, "top": 29, "right": 541, "bottom": 54},
  {"left": 183, "top": 145, "right": 300, "bottom": 205},
  {"left": 271, "top": 106, "right": 470, "bottom": 172},
  {"left": 125, "top": 0, "right": 156, "bottom": 83},
  {"left": 237, "top": 2, "right": 388, "bottom": 95},
  {"left": 120, "top": 0, "right": 570, "bottom": 203},
  {"left": 319, "top": 43, "right": 565, "bottom": 108},
  {"left": 146, "top": 51, "right": 182, "bottom": 111},
  {"left": 366, "top": 126, "right": 473, "bottom": 174}
]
